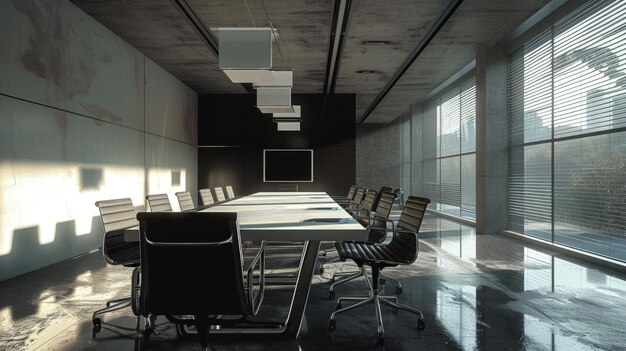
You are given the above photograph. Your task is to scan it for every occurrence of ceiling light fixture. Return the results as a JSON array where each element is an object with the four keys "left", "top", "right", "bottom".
[
  {"left": 256, "top": 87, "right": 294, "bottom": 113},
  {"left": 253, "top": 71, "right": 293, "bottom": 88},
  {"left": 273, "top": 105, "right": 300, "bottom": 119},
  {"left": 361, "top": 40, "right": 392, "bottom": 45},
  {"left": 219, "top": 27, "right": 275, "bottom": 84},
  {"left": 356, "top": 69, "right": 379, "bottom": 74},
  {"left": 277, "top": 121, "right": 300, "bottom": 131}
]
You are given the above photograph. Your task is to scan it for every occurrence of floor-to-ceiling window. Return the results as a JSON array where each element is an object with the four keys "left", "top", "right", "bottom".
[
  {"left": 508, "top": 0, "right": 626, "bottom": 261},
  {"left": 421, "top": 76, "right": 476, "bottom": 220}
]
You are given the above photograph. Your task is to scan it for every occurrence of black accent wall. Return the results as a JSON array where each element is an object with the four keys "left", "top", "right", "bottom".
[{"left": 198, "top": 94, "right": 356, "bottom": 196}]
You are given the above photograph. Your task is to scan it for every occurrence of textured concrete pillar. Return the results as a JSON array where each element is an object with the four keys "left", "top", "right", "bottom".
[{"left": 476, "top": 45, "right": 509, "bottom": 234}]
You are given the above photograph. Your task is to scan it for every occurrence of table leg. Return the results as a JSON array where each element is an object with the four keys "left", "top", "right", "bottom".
[{"left": 210, "top": 240, "right": 321, "bottom": 338}]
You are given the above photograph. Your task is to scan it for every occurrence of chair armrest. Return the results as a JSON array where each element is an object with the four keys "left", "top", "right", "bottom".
[
  {"left": 367, "top": 227, "right": 414, "bottom": 234},
  {"left": 352, "top": 215, "right": 395, "bottom": 230},
  {"left": 350, "top": 208, "right": 372, "bottom": 216},
  {"left": 246, "top": 241, "right": 265, "bottom": 315}
]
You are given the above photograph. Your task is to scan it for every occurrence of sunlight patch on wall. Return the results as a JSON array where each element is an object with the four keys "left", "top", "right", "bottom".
[{"left": 0, "top": 161, "right": 144, "bottom": 256}]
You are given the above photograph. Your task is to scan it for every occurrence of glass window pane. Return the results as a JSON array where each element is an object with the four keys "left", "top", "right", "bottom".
[
  {"left": 509, "top": 144, "right": 552, "bottom": 240},
  {"left": 441, "top": 91, "right": 461, "bottom": 156},
  {"left": 554, "top": 132, "right": 626, "bottom": 261},
  {"left": 461, "top": 154, "right": 476, "bottom": 220}
]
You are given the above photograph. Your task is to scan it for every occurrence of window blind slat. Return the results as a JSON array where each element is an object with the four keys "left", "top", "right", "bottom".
[{"left": 508, "top": 0, "right": 626, "bottom": 262}]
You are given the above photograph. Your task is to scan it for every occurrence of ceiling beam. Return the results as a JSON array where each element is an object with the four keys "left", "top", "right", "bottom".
[
  {"left": 170, "top": 0, "right": 254, "bottom": 94},
  {"left": 322, "top": 0, "right": 352, "bottom": 94},
  {"left": 358, "top": 0, "right": 464, "bottom": 124}
]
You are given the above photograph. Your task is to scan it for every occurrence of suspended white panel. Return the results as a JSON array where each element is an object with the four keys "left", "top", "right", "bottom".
[
  {"left": 273, "top": 105, "right": 301, "bottom": 119},
  {"left": 277, "top": 122, "right": 300, "bottom": 131},
  {"left": 257, "top": 87, "right": 294, "bottom": 113},
  {"left": 218, "top": 28, "right": 272, "bottom": 69},
  {"left": 253, "top": 71, "right": 293, "bottom": 88},
  {"left": 222, "top": 69, "right": 276, "bottom": 84}
]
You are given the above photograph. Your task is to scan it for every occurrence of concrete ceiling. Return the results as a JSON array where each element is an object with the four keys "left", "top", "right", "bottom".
[{"left": 70, "top": 0, "right": 551, "bottom": 123}]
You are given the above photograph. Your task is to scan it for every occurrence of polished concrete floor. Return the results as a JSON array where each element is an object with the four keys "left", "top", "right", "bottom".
[{"left": 1, "top": 213, "right": 626, "bottom": 350}]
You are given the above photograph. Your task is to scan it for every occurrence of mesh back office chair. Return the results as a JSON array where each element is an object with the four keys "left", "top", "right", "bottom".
[
  {"left": 329, "top": 196, "right": 430, "bottom": 344},
  {"left": 214, "top": 187, "right": 227, "bottom": 202},
  {"left": 146, "top": 193, "right": 173, "bottom": 212},
  {"left": 135, "top": 212, "right": 265, "bottom": 350},
  {"left": 175, "top": 191, "right": 195, "bottom": 212},
  {"left": 199, "top": 189, "right": 215, "bottom": 206},
  {"left": 92, "top": 198, "right": 141, "bottom": 337}
]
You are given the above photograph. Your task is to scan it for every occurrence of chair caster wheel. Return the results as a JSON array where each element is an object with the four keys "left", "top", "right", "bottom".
[
  {"left": 329, "top": 319, "right": 336, "bottom": 331},
  {"left": 92, "top": 318, "right": 101, "bottom": 338},
  {"left": 336, "top": 302, "right": 342, "bottom": 310},
  {"left": 329, "top": 291, "right": 335, "bottom": 300},
  {"left": 396, "top": 286, "right": 403, "bottom": 294},
  {"left": 417, "top": 318, "right": 425, "bottom": 330},
  {"left": 376, "top": 335, "right": 385, "bottom": 345}
]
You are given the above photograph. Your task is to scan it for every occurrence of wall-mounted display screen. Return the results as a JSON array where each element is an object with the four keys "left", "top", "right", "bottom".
[{"left": 263, "top": 149, "right": 313, "bottom": 182}]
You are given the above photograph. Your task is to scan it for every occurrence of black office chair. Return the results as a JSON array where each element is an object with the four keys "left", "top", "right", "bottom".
[
  {"left": 328, "top": 191, "right": 400, "bottom": 297},
  {"left": 175, "top": 191, "right": 195, "bottom": 212},
  {"left": 329, "top": 196, "right": 430, "bottom": 344},
  {"left": 199, "top": 189, "right": 215, "bottom": 207},
  {"left": 214, "top": 187, "right": 227, "bottom": 202},
  {"left": 371, "top": 186, "right": 394, "bottom": 212},
  {"left": 93, "top": 198, "right": 141, "bottom": 338},
  {"left": 342, "top": 187, "right": 366, "bottom": 211},
  {"left": 135, "top": 212, "right": 265, "bottom": 350},
  {"left": 331, "top": 185, "right": 357, "bottom": 203},
  {"left": 348, "top": 189, "right": 377, "bottom": 217},
  {"left": 146, "top": 193, "right": 173, "bottom": 212}
]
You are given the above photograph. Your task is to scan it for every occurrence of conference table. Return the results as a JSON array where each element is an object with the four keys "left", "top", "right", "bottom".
[{"left": 126, "top": 191, "right": 368, "bottom": 338}]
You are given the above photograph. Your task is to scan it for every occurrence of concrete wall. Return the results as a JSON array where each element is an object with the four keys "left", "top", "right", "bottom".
[
  {"left": 0, "top": 0, "right": 197, "bottom": 281},
  {"left": 355, "top": 122, "right": 401, "bottom": 191}
]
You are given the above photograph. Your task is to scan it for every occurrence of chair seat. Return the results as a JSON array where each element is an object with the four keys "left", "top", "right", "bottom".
[
  {"left": 334, "top": 240, "right": 413, "bottom": 266},
  {"left": 104, "top": 230, "right": 140, "bottom": 265}
]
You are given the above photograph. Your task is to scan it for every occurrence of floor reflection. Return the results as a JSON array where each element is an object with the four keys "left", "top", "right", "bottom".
[
  {"left": 410, "top": 213, "right": 626, "bottom": 350},
  {"left": 1, "top": 212, "right": 625, "bottom": 350}
]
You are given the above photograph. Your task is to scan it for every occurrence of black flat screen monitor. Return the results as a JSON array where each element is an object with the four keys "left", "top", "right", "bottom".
[{"left": 263, "top": 149, "right": 313, "bottom": 182}]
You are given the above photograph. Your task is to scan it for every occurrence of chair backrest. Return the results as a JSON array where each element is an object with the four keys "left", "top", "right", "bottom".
[
  {"left": 352, "top": 187, "right": 366, "bottom": 205},
  {"left": 137, "top": 212, "right": 251, "bottom": 317},
  {"left": 367, "top": 191, "right": 396, "bottom": 243},
  {"left": 372, "top": 186, "right": 393, "bottom": 210},
  {"left": 360, "top": 189, "right": 378, "bottom": 211},
  {"left": 214, "top": 187, "right": 227, "bottom": 202},
  {"left": 146, "top": 194, "right": 173, "bottom": 212},
  {"left": 199, "top": 188, "right": 215, "bottom": 206},
  {"left": 373, "top": 191, "right": 396, "bottom": 220},
  {"left": 175, "top": 191, "right": 195, "bottom": 212},
  {"left": 346, "top": 185, "right": 357, "bottom": 200},
  {"left": 95, "top": 198, "right": 139, "bottom": 265},
  {"left": 393, "top": 196, "right": 430, "bottom": 264},
  {"left": 225, "top": 186, "right": 235, "bottom": 200}
]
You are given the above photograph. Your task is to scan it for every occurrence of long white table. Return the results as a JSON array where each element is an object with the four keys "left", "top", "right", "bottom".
[{"left": 127, "top": 191, "right": 368, "bottom": 338}]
